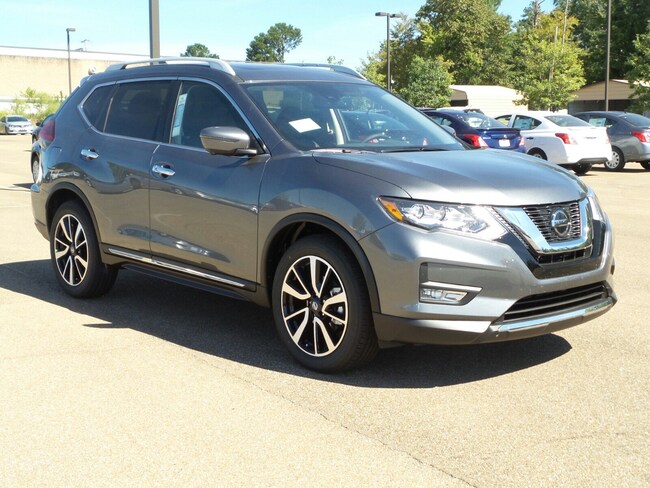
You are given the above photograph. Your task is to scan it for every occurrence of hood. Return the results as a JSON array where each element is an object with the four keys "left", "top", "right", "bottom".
[{"left": 313, "top": 149, "right": 587, "bottom": 207}]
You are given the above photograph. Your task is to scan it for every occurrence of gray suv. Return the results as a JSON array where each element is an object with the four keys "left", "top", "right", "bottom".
[{"left": 31, "top": 58, "right": 616, "bottom": 372}]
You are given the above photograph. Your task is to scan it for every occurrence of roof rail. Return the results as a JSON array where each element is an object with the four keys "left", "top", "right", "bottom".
[
  {"left": 285, "top": 63, "right": 366, "bottom": 80},
  {"left": 105, "top": 57, "right": 237, "bottom": 76}
]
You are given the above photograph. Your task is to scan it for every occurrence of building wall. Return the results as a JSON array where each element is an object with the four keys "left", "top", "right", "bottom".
[{"left": 0, "top": 47, "right": 147, "bottom": 110}]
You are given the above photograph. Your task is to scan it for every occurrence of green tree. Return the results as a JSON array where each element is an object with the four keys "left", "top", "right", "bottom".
[
  {"left": 11, "top": 87, "right": 62, "bottom": 122},
  {"left": 555, "top": 0, "right": 650, "bottom": 83},
  {"left": 358, "top": 50, "right": 386, "bottom": 87},
  {"left": 246, "top": 23, "right": 302, "bottom": 62},
  {"left": 627, "top": 22, "right": 650, "bottom": 113},
  {"left": 511, "top": 10, "right": 585, "bottom": 110},
  {"left": 396, "top": 55, "right": 453, "bottom": 107},
  {"left": 416, "top": 0, "right": 513, "bottom": 85},
  {"left": 181, "top": 43, "right": 219, "bottom": 58}
]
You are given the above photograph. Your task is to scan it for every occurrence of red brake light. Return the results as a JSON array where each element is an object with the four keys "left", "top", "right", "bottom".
[
  {"left": 40, "top": 118, "right": 55, "bottom": 143},
  {"left": 555, "top": 132, "right": 573, "bottom": 144},
  {"left": 631, "top": 131, "right": 649, "bottom": 143},
  {"left": 464, "top": 134, "right": 488, "bottom": 148}
]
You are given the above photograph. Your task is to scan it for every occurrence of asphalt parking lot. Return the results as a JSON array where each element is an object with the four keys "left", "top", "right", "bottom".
[{"left": 1, "top": 134, "right": 648, "bottom": 487}]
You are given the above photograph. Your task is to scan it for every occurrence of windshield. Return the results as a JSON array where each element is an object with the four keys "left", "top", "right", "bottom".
[
  {"left": 245, "top": 82, "right": 464, "bottom": 152},
  {"left": 545, "top": 115, "right": 592, "bottom": 128},
  {"left": 7, "top": 116, "right": 29, "bottom": 122}
]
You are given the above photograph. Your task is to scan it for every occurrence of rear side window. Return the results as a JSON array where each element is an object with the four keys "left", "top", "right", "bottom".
[
  {"left": 82, "top": 85, "right": 114, "bottom": 130},
  {"left": 104, "top": 81, "right": 171, "bottom": 141}
]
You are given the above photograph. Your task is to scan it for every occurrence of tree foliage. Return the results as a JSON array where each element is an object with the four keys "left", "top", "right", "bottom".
[
  {"left": 396, "top": 56, "right": 453, "bottom": 107},
  {"left": 555, "top": 0, "right": 650, "bottom": 83},
  {"left": 181, "top": 43, "right": 219, "bottom": 58},
  {"left": 416, "top": 0, "right": 512, "bottom": 85},
  {"left": 11, "top": 87, "right": 62, "bottom": 122},
  {"left": 627, "top": 22, "right": 650, "bottom": 113},
  {"left": 511, "top": 10, "right": 585, "bottom": 110},
  {"left": 246, "top": 23, "right": 302, "bottom": 62}
]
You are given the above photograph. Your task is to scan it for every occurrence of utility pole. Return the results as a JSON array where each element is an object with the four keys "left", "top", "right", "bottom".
[
  {"left": 149, "top": 0, "right": 160, "bottom": 58},
  {"left": 605, "top": 0, "right": 611, "bottom": 110}
]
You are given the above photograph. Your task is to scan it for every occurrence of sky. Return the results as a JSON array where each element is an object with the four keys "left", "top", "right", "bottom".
[{"left": 1, "top": 0, "right": 551, "bottom": 68}]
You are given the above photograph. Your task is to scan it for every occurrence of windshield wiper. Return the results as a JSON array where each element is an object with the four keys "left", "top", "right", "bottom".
[
  {"left": 380, "top": 147, "right": 451, "bottom": 153},
  {"left": 311, "top": 148, "right": 371, "bottom": 154}
]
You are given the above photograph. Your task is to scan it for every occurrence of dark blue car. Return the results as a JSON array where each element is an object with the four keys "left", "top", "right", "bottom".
[{"left": 421, "top": 109, "right": 525, "bottom": 151}]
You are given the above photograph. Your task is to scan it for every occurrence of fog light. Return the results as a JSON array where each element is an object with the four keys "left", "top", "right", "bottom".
[{"left": 419, "top": 281, "right": 480, "bottom": 305}]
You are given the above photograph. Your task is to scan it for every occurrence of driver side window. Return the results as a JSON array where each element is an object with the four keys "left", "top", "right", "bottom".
[{"left": 171, "top": 81, "right": 247, "bottom": 148}]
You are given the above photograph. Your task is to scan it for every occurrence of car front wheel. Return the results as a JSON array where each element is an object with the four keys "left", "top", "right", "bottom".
[
  {"left": 640, "top": 161, "right": 650, "bottom": 170},
  {"left": 605, "top": 148, "right": 625, "bottom": 171},
  {"left": 50, "top": 201, "right": 118, "bottom": 298},
  {"left": 272, "top": 235, "right": 378, "bottom": 373}
]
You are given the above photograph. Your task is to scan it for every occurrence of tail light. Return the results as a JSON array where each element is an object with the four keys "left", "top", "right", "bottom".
[
  {"left": 631, "top": 130, "right": 650, "bottom": 143},
  {"left": 464, "top": 134, "right": 488, "bottom": 148},
  {"left": 555, "top": 132, "right": 576, "bottom": 144},
  {"left": 39, "top": 118, "right": 55, "bottom": 143}
]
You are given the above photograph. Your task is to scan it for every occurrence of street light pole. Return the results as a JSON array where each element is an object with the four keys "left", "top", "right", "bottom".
[
  {"left": 375, "top": 12, "right": 398, "bottom": 92},
  {"left": 66, "top": 27, "right": 76, "bottom": 95},
  {"left": 604, "top": 0, "right": 611, "bottom": 110}
]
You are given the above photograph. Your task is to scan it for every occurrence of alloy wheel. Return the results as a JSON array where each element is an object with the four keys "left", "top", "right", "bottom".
[
  {"left": 53, "top": 214, "right": 89, "bottom": 286},
  {"left": 280, "top": 255, "right": 348, "bottom": 357}
]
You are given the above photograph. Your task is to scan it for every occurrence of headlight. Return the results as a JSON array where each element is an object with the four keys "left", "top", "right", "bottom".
[
  {"left": 378, "top": 197, "right": 506, "bottom": 240},
  {"left": 587, "top": 188, "right": 605, "bottom": 222}
]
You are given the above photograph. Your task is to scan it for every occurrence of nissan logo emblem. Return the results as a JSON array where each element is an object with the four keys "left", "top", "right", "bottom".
[{"left": 550, "top": 208, "right": 571, "bottom": 238}]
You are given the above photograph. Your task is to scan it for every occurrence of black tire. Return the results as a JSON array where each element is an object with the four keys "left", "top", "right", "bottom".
[
  {"left": 605, "top": 147, "right": 625, "bottom": 171},
  {"left": 31, "top": 154, "right": 40, "bottom": 183},
  {"left": 50, "top": 201, "right": 117, "bottom": 298},
  {"left": 573, "top": 163, "right": 592, "bottom": 176},
  {"left": 272, "top": 235, "right": 378, "bottom": 373},
  {"left": 528, "top": 148, "right": 547, "bottom": 160},
  {"left": 640, "top": 161, "right": 650, "bottom": 171}
]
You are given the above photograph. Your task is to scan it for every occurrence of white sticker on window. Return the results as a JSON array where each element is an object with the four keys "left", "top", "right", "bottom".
[{"left": 289, "top": 118, "right": 321, "bottom": 133}]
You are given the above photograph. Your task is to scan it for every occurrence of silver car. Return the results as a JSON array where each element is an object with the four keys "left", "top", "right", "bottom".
[
  {"left": 0, "top": 115, "right": 34, "bottom": 135},
  {"left": 30, "top": 59, "right": 617, "bottom": 372},
  {"left": 574, "top": 111, "right": 650, "bottom": 171}
]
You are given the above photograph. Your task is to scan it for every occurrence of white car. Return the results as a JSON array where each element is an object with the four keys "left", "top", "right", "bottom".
[
  {"left": 496, "top": 111, "right": 611, "bottom": 175},
  {"left": 0, "top": 115, "right": 34, "bottom": 135}
]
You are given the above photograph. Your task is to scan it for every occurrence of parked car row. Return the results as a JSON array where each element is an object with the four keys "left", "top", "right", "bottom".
[{"left": 421, "top": 108, "right": 650, "bottom": 175}]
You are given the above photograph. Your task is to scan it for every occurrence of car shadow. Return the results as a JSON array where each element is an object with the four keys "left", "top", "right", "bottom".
[{"left": 0, "top": 259, "right": 572, "bottom": 388}]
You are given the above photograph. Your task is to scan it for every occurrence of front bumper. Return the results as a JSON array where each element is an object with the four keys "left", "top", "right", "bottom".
[
  {"left": 361, "top": 217, "right": 616, "bottom": 347},
  {"left": 374, "top": 291, "right": 615, "bottom": 346}
]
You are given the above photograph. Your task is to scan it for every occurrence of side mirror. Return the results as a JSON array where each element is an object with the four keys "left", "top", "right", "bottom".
[{"left": 200, "top": 127, "right": 257, "bottom": 156}]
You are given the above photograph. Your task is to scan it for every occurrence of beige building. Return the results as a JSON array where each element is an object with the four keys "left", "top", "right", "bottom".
[
  {"left": 567, "top": 79, "right": 647, "bottom": 113},
  {"left": 448, "top": 85, "right": 527, "bottom": 116},
  {"left": 0, "top": 46, "right": 147, "bottom": 110}
]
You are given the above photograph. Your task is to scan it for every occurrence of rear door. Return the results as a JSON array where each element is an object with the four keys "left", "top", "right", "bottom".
[{"left": 79, "top": 80, "right": 175, "bottom": 254}]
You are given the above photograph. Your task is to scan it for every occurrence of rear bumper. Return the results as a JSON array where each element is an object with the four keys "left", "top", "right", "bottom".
[{"left": 374, "top": 294, "right": 615, "bottom": 347}]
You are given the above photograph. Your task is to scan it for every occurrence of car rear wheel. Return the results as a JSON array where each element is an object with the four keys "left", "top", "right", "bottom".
[
  {"left": 272, "top": 235, "right": 378, "bottom": 373},
  {"left": 605, "top": 148, "right": 625, "bottom": 171},
  {"left": 50, "top": 201, "right": 118, "bottom": 298},
  {"left": 528, "top": 149, "right": 547, "bottom": 159},
  {"left": 640, "top": 161, "right": 650, "bottom": 170},
  {"left": 573, "top": 163, "right": 592, "bottom": 175},
  {"left": 31, "top": 154, "right": 40, "bottom": 182}
]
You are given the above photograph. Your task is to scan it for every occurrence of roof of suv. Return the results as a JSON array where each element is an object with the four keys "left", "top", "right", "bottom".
[{"left": 102, "top": 57, "right": 366, "bottom": 83}]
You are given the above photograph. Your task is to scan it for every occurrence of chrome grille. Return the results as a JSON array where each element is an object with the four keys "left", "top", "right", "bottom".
[
  {"left": 522, "top": 201, "right": 582, "bottom": 242},
  {"left": 500, "top": 283, "right": 608, "bottom": 323}
]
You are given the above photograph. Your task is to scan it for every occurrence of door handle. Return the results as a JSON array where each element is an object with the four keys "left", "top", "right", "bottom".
[
  {"left": 526, "top": 137, "right": 534, "bottom": 140},
  {"left": 81, "top": 149, "right": 99, "bottom": 160},
  {"left": 152, "top": 164, "right": 176, "bottom": 178}
]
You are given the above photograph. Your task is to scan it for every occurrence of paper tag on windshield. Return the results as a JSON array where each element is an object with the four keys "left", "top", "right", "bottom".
[{"left": 289, "top": 118, "right": 321, "bottom": 133}]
